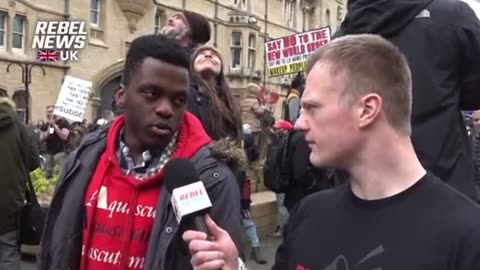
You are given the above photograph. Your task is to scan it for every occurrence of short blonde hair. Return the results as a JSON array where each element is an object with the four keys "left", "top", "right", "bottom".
[{"left": 306, "top": 34, "right": 412, "bottom": 135}]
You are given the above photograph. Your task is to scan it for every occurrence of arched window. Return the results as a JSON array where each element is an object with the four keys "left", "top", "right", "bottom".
[
  {"left": 98, "top": 76, "right": 121, "bottom": 118},
  {"left": 326, "top": 9, "right": 331, "bottom": 26},
  {"left": 12, "top": 90, "right": 28, "bottom": 122},
  {"left": 0, "top": 89, "right": 7, "bottom": 97},
  {"left": 154, "top": 9, "right": 167, "bottom": 34},
  {"left": 308, "top": 10, "right": 315, "bottom": 30}
]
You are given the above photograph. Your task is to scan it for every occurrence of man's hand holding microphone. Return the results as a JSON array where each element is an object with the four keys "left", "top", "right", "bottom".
[
  {"left": 183, "top": 215, "right": 240, "bottom": 270},
  {"left": 164, "top": 159, "right": 245, "bottom": 270}
]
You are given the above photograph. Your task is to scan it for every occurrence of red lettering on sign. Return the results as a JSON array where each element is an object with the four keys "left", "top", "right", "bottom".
[
  {"left": 311, "top": 29, "right": 329, "bottom": 41},
  {"left": 267, "top": 40, "right": 282, "bottom": 52},
  {"left": 306, "top": 39, "right": 329, "bottom": 53},
  {"left": 268, "top": 51, "right": 281, "bottom": 61},
  {"left": 283, "top": 35, "right": 297, "bottom": 47},
  {"left": 282, "top": 45, "right": 305, "bottom": 57}
]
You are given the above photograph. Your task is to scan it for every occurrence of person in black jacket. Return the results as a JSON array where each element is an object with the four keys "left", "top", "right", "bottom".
[
  {"left": 189, "top": 45, "right": 267, "bottom": 264},
  {"left": 0, "top": 97, "right": 39, "bottom": 269},
  {"left": 472, "top": 110, "right": 480, "bottom": 188},
  {"left": 182, "top": 33, "right": 480, "bottom": 270},
  {"left": 334, "top": 0, "right": 480, "bottom": 201},
  {"left": 39, "top": 35, "right": 241, "bottom": 270},
  {"left": 188, "top": 45, "right": 243, "bottom": 142}
]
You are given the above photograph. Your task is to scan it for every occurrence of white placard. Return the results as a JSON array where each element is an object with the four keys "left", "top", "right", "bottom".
[
  {"left": 53, "top": 75, "right": 92, "bottom": 122},
  {"left": 264, "top": 27, "right": 331, "bottom": 77}
]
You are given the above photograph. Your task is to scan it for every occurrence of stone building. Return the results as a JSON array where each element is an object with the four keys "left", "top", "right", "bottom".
[{"left": 0, "top": 0, "right": 346, "bottom": 123}]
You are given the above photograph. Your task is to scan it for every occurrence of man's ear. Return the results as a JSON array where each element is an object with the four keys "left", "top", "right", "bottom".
[
  {"left": 116, "top": 84, "right": 126, "bottom": 107},
  {"left": 357, "top": 93, "right": 382, "bottom": 129}
]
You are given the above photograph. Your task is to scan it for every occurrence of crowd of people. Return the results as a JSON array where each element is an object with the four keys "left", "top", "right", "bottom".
[
  {"left": 0, "top": 0, "right": 480, "bottom": 269},
  {"left": 1, "top": 8, "right": 272, "bottom": 270}
]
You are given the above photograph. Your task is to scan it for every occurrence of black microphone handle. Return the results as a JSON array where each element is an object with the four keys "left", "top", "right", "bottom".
[
  {"left": 192, "top": 214, "right": 210, "bottom": 236},
  {"left": 190, "top": 215, "right": 221, "bottom": 270}
]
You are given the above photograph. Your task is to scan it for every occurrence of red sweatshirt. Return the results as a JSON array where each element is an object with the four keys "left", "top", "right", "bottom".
[{"left": 80, "top": 112, "right": 211, "bottom": 270}]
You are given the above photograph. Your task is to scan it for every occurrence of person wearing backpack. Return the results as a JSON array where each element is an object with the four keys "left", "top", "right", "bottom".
[
  {"left": 265, "top": 120, "right": 293, "bottom": 238},
  {"left": 264, "top": 122, "right": 343, "bottom": 211},
  {"left": 283, "top": 131, "right": 344, "bottom": 211}
]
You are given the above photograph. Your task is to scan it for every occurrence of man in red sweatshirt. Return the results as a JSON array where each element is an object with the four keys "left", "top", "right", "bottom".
[{"left": 39, "top": 34, "right": 242, "bottom": 270}]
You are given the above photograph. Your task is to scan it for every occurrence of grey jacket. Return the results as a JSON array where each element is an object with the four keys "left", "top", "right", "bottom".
[{"left": 39, "top": 126, "right": 242, "bottom": 270}]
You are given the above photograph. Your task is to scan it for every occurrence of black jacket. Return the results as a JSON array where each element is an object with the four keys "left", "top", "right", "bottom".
[
  {"left": 187, "top": 80, "right": 239, "bottom": 141},
  {"left": 473, "top": 132, "right": 480, "bottom": 188},
  {"left": 335, "top": 0, "right": 480, "bottom": 201},
  {"left": 39, "top": 125, "right": 242, "bottom": 270},
  {"left": 0, "top": 99, "right": 39, "bottom": 234}
]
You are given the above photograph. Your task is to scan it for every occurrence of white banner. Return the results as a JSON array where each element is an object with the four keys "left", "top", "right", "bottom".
[
  {"left": 264, "top": 27, "right": 331, "bottom": 77},
  {"left": 54, "top": 75, "right": 92, "bottom": 122}
]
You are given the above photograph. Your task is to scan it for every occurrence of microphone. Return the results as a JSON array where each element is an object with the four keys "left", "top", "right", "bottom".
[{"left": 164, "top": 158, "right": 212, "bottom": 235}]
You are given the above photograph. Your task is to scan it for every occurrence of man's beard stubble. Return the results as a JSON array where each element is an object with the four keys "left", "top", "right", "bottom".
[
  {"left": 160, "top": 26, "right": 179, "bottom": 39},
  {"left": 159, "top": 27, "right": 189, "bottom": 42}
]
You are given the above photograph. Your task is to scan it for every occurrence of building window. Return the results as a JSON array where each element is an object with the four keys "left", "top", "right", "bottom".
[
  {"left": 0, "top": 12, "right": 6, "bottom": 48},
  {"left": 234, "top": 0, "right": 249, "bottom": 10},
  {"left": 154, "top": 11, "right": 167, "bottom": 35},
  {"left": 12, "top": 90, "right": 27, "bottom": 122},
  {"left": 247, "top": 34, "right": 256, "bottom": 69},
  {"left": 0, "top": 89, "right": 7, "bottom": 97},
  {"left": 284, "top": 0, "right": 297, "bottom": 28},
  {"left": 90, "top": 0, "right": 100, "bottom": 26},
  {"left": 13, "top": 15, "right": 25, "bottom": 50},
  {"left": 326, "top": 9, "right": 331, "bottom": 26},
  {"left": 154, "top": 13, "right": 161, "bottom": 34},
  {"left": 308, "top": 10, "right": 315, "bottom": 30},
  {"left": 337, "top": 6, "right": 343, "bottom": 23},
  {"left": 230, "top": 32, "right": 242, "bottom": 68}
]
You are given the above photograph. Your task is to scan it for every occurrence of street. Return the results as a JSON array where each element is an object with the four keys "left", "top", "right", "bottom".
[
  {"left": 244, "top": 236, "right": 281, "bottom": 270},
  {"left": 21, "top": 237, "right": 282, "bottom": 270}
]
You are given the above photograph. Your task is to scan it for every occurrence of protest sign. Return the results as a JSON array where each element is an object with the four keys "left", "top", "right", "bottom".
[
  {"left": 54, "top": 75, "right": 92, "bottom": 122},
  {"left": 265, "top": 27, "right": 331, "bottom": 77}
]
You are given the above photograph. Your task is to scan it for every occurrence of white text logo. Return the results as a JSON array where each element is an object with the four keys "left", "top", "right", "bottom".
[{"left": 32, "top": 21, "right": 87, "bottom": 62}]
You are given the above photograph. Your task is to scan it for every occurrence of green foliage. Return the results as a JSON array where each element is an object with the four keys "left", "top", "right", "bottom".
[{"left": 30, "top": 168, "right": 58, "bottom": 195}]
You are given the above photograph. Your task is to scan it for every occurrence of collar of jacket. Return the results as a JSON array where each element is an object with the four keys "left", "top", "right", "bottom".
[{"left": 207, "top": 137, "right": 248, "bottom": 172}]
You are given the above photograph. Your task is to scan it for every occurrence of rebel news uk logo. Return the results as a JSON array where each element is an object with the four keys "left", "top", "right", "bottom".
[{"left": 32, "top": 21, "right": 87, "bottom": 62}]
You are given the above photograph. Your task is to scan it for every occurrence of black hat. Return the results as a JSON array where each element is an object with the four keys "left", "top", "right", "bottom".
[{"left": 181, "top": 11, "right": 211, "bottom": 45}]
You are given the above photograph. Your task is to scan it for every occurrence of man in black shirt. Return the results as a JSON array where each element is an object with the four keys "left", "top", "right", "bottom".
[
  {"left": 334, "top": 0, "right": 480, "bottom": 203},
  {"left": 41, "top": 105, "right": 71, "bottom": 178},
  {"left": 181, "top": 34, "right": 480, "bottom": 270}
]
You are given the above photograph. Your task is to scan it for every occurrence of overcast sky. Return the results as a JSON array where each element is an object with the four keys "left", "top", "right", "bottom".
[{"left": 461, "top": 0, "right": 480, "bottom": 19}]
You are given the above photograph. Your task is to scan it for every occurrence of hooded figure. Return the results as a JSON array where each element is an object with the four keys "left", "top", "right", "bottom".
[
  {"left": 335, "top": 0, "right": 480, "bottom": 201},
  {"left": 0, "top": 97, "right": 39, "bottom": 268}
]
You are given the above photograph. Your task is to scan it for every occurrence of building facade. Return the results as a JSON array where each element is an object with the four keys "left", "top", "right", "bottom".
[{"left": 0, "top": 0, "right": 345, "bottom": 123}]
